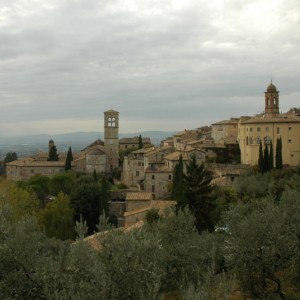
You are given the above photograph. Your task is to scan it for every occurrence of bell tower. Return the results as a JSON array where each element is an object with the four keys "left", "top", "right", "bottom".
[
  {"left": 104, "top": 110, "right": 119, "bottom": 172},
  {"left": 264, "top": 81, "right": 279, "bottom": 115}
]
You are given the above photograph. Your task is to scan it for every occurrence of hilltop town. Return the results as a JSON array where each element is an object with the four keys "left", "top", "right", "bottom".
[{"left": 3, "top": 82, "right": 300, "bottom": 227}]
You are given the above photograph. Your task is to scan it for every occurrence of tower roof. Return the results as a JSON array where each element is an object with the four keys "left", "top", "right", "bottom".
[{"left": 267, "top": 82, "right": 277, "bottom": 92}]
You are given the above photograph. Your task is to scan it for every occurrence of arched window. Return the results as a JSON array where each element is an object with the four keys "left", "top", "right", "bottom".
[{"left": 264, "top": 136, "right": 272, "bottom": 145}]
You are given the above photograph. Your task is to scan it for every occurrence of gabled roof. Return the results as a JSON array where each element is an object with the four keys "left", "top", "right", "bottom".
[
  {"left": 6, "top": 159, "right": 66, "bottom": 167},
  {"left": 212, "top": 118, "right": 239, "bottom": 126},
  {"left": 145, "top": 146, "right": 174, "bottom": 157}
]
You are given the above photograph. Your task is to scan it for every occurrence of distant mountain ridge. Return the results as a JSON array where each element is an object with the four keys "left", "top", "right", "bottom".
[
  {"left": 0, "top": 131, "right": 176, "bottom": 145},
  {"left": 0, "top": 131, "right": 176, "bottom": 159}
]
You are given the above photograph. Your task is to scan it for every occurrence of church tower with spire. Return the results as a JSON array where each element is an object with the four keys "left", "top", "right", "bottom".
[{"left": 264, "top": 81, "right": 279, "bottom": 115}]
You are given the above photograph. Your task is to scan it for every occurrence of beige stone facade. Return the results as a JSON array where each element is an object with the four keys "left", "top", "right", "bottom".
[
  {"left": 6, "top": 158, "right": 66, "bottom": 181},
  {"left": 211, "top": 118, "right": 239, "bottom": 144},
  {"left": 238, "top": 83, "right": 300, "bottom": 167},
  {"left": 144, "top": 165, "right": 173, "bottom": 199},
  {"left": 119, "top": 137, "right": 151, "bottom": 151},
  {"left": 122, "top": 148, "right": 152, "bottom": 187}
]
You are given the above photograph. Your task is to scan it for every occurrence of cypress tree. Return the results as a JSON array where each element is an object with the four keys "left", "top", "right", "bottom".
[
  {"left": 48, "top": 145, "right": 59, "bottom": 161},
  {"left": 258, "top": 141, "right": 264, "bottom": 173},
  {"left": 172, "top": 155, "right": 185, "bottom": 206},
  {"left": 64, "top": 146, "right": 73, "bottom": 171},
  {"left": 268, "top": 140, "right": 274, "bottom": 170},
  {"left": 263, "top": 144, "right": 269, "bottom": 172},
  {"left": 276, "top": 137, "right": 283, "bottom": 169},
  {"left": 138, "top": 135, "right": 143, "bottom": 149}
]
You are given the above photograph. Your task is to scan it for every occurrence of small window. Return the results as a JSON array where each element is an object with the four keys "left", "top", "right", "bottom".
[
  {"left": 152, "top": 175, "right": 155, "bottom": 180},
  {"left": 246, "top": 137, "right": 249, "bottom": 145},
  {"left": 257, "top": 127, "right": 261, "bottom": 132},
  {"left": 152, "top": 185, "right": 155, "bottom": 193},
  {"left": 136, "top": 171, "right": 139, "bottom": 176},
  {"left": 249, "top": 137, "right": 253, "bottom": 144},
  {"left": 169, "top": 175, "right": 172, "bottom": 180},
  {"left": 277, "top": 127, "right": 280, "bottom": 134},
  {"left": 289, "top": 127, "right": 292, "bottom": 131},
  {"left": 266, "top": 127, "right": 269, "bottom": 132},
  {"left": 288, "top": 139, "right": 292, "bottom": 143},
  {"left": 246, "top": 128, "right": 248, "bottom": 132},
  {"left": 230, "top": 176, "right": 234, "bottom": 182},
  {"left": 250, "top": 128, "right": 253, "bottom": 132},
  {"left": 257, "top": 137, "right": 261, "bottom": 144}
]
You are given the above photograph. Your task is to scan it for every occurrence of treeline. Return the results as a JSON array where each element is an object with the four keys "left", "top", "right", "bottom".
[{"left": 0, "top": 171, "right": 115, "bottom": 240}]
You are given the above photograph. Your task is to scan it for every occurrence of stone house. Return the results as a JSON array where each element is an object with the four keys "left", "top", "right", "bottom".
[
  {"left": 74, "top": 146, "right": 106, "bottom": 174},
  {"left": 124, "top": 191, "right": 175, "bottom": 227},
  {"left": 144, "top": 165, "right": 173, "bottom": 199},
  {"left": 6, "top": 158, "right": 66, "bottom": 181},
  {"left": 211, "top": 118, "right": 239, "bottom": 144},
  {"left": 122, "top": 148, "right": 152, "bottom": 187},
  {"left": 119, "top": 137, "right": 151, "bottom": 151},
  {"left": 173, "top": 130, "right": 198, "bottom": 150}
]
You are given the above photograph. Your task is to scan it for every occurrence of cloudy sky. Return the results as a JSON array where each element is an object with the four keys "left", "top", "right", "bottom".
[{"left": 1, "top": 0, "right": 299, "bottom": 136}]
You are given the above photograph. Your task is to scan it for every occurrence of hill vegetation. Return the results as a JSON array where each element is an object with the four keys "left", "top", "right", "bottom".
[{"left": 0, "top": 168, "right": 300, "bottom": 299}]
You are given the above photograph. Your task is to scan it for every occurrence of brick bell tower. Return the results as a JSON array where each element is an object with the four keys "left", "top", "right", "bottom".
[
  {"left": 104, "top": 110, "right": 119, "bottom": 172},
  {"left": 265, "top": 81, "right": 279, "bottom": 115}
]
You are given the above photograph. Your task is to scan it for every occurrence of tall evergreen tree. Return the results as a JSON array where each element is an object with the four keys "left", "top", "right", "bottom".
[
  {"left": 64, "top": 146, "right": 73, "bottom": 171},
  {"left": 48, "top": 145, "right": 59, "bottom": 161},
  {"left": 268, "top": 140, "right": 274, "bottom": 170},
  {"left": 258, "top": 141, "right": 264, "bottom": 173},
  {"left": 138, "top": 134, "right": 143, "bottom": 149},
  {"left": 276, "top": 137, "right": 283, "bottom": 169},
  {"left": 172, "top": 155, "right": 185, "bottom": 206},
  {"left": 263, "top": 144, "right": 269, "bottom": 172},
  {"left": 4, "top": 152, "right": 18, "bottom": 163},
  {"left": 181, "top": 155, "right": 215, "bottom": 232}
]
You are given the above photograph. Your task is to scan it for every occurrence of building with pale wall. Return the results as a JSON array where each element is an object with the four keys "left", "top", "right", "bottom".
[
  {"left": 238, "top": 82, "right": 300, "bottom": 167},
  {"left": 119, "top": 137, "right": 151, "bottom": 151},
  {"left": 211, "top": 118, "right": 239, "bottom": 144},
  {"left": 6, "top": 158, "right": 66, "bottom": 181}
]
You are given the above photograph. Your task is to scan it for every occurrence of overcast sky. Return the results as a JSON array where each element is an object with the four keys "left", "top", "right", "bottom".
[{"left": 0, "top": 0, "right": 299, "bottom": 136}]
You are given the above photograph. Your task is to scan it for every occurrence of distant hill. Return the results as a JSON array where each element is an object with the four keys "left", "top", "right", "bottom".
[{"left": 0, "top": 131, "right": 176, "bottom": 160}]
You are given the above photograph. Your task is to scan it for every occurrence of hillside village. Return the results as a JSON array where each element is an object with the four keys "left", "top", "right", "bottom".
[{"left": 4, "top": 82, "right": 300, "bottom": 227}]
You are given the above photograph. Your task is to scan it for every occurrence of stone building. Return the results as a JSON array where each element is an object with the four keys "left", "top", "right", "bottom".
[
  {"left": 122, "top": 148, "right": 152, "bottom": 187},
  {"left": 211, "top": 118, "right": 239, "bottom": 144},
  {"left": 144, "top": 165, "right": 173, "bottom": 199},
  {"left": 238, "top": 82, "right": 300, "bottom": 167},
  {"left": 119, "top": 137, "right": 151, "bottom": 151},
  {"left": 6, "top": 158, "right": 66, "bottom": 181}
]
